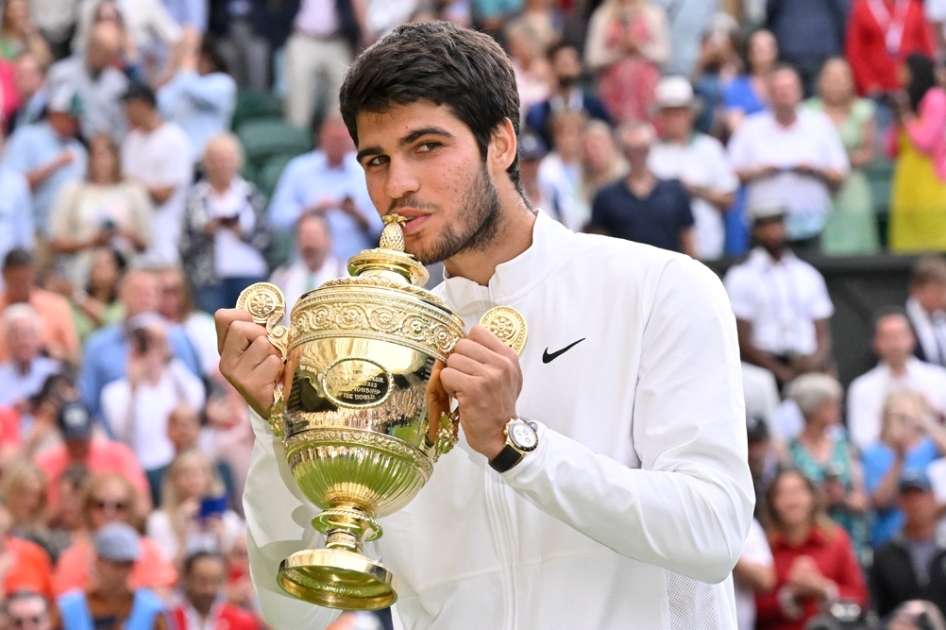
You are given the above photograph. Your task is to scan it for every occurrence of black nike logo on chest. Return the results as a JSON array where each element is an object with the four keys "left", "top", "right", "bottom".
[{"left": 542, "top": 338, "right": 586, "bottom": 363}]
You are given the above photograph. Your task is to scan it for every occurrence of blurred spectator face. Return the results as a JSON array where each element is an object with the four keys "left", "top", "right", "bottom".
[
  {"left": 120, "top": 270, "right": 158, "bottom": 319},
  {"left": 882, "top": 392, "right": 926, "bottom": 448},
  {"left": 551, "top": 45, "right": 582, "bottom": 88},
  {"left": 3, "top": 465, "right": 46, "bottom": 526},
  {"left": 172, "top": 453, "right": 212, "bottom": 502},
  {"left": 747, "top": 436, "right": 770, "bottom": 479},
  {"left": 899, "top": 486, "right": 938, "bottom": 529},
  {"left": 185, "top": 555, "right": 227, "bottom": 616},
  {"left": 911, "top": 279, "right": 946, "bottom": 314},
  {"left": 2, "top": 0, "right": 30, "bottom": 33},
  {"left": 582, "top": 124, "right": 619, "bottom": 174},
  {"left": 94, "top": 558, "right": 134, "bottom": 591},
  {"left": 156, "top": 269, "right": 186, "bottom": 322},
  {"left": 747, "top": 30, "right": 778, "bottom": 74},
  {"left": 85, "top": 478, "right": 135, "bottom": 531},
  {"left": 770, "top": 471, "right": 816, "bottom": 529},
  {"left": 6, "top": 314, "right": 41, "bottom": 365},
  {"left": 817, "top": 58, "right": 855, "bottom": 105},
  {"left": 0, "top": 503, "right": 12, "bottom": 539},
  {"left": 319, "top": 118, "right": 354, "bottom": 166},
  {"left": 298, "top": 214, "right": 331, "bottom": 272},
  {"left": 752, "top": 216, "right": 787, "bottom": 253},
  {"left": 2, "top": 261, "right": 35, "bottom": 303},
  {"left": 203, "top": 136, "right": 241, "bottom": 186},
  {"left": 551, "top": 112, "right": 584, "bottom": 162},
  {"left": 123, "top": 98, "right": 152, "bottom": 130},
  {"left": 93, "top": 1, "right": 122, "bottom": 25},
  {"left": 88, "top": 248, "right": 123, "bottom": 299},
  {"left": 619, "top": 124, "right": 655, "bottom": 173},
  {"left": 873, "top": 314, "right": 916, "bottom": 365},
  {"left": 47, "top": 111, "right": 79, "bottom": 138},
  {"left": 88, "top": 136, "right": 120, "bottom": 184},
  {"left": 14, "top": 54, "right": 44, "bottom": 100},
  {"left": 86, "top": 23, "right": 123, "bottom": 72},
  {"left": 769, "top": 68, "right": 802, "bottom": 114},
  {"left": 5, "top": 594, "right": 51, "bottom": 630},
  {"left": 807, "top": 396, "right": 841, "bottom": 429},
  {"left": 658, "top": 106, "right": 694, "bottom": 142},
  {"left": 167, "top": 406, "right": 200, "bottom": 451}
]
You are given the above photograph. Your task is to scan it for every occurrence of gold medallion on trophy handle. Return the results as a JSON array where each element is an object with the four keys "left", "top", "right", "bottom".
[
  {"left": 480, "top": 306, "right": 528, "bottom": 356},
  {"left": 236, "top": 282, "right": 289, "bottom": 436}
]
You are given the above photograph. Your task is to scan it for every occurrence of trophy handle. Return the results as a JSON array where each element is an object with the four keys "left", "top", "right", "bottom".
[{"left": 236, "top": 283, "right": 290, "bottom": 436}]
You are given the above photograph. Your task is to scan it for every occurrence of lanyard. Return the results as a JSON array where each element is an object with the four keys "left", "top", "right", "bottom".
[{"left": 867, "top": 0, "right": 911, "bottom": 56}]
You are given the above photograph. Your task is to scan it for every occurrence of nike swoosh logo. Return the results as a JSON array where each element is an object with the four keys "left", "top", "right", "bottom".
[{"left": 542, "top": 338, "right": 586, "bottom": 364}]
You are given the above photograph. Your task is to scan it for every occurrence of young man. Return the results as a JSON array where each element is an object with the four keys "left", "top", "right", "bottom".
[
  {"left": 171, "top": 551, "right": 261, "bottom": 630},
  {"left": 216, "top": 21, "right": 752, "bottom": 629}
]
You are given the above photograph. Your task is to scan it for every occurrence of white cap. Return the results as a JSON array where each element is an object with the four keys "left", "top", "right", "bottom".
[{"left": 655, "top": 76, "right": 695, "bottom": 109}]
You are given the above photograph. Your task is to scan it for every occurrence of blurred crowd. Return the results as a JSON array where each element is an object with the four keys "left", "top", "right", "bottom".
[{"left": 0, "top": 0, "right": 946, "bottom": 629}]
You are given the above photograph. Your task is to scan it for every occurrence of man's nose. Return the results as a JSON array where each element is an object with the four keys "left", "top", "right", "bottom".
[{"left": 384, "top": 156, "right": 421, "bottom": 201}]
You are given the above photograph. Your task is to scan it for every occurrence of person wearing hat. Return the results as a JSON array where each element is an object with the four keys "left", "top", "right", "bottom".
[
  {"left": 2, "top": 85, "right": 87, "bottom": 235},
  {"left": 649, "top": 75, "right": 738, "bottom": 260},
  {"left": 52, "top": 522, "right": 168, "bottom": 629},
  {"left": 869, "top": 469, "right": 946, "bottom": 619},
  {"left": 119, "top": 82, "right": 193, "bottom": 266},
  {"left": 722, "top": 202, "right": 835, "bottom": 387}
]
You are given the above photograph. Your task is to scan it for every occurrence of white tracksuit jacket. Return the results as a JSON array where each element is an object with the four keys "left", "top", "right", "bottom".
[{"left": 244, "top": 211, "right": 755, "bottom": 629}]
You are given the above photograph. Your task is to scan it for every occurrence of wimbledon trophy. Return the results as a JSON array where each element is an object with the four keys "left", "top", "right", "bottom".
[{"left": 236, "top": 214, "right": 527, "bottom": 611}]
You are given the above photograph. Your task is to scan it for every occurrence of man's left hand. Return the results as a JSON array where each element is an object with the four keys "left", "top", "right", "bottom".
[{"left": 440, "top": 324, "right": 523, "bottom": 460}]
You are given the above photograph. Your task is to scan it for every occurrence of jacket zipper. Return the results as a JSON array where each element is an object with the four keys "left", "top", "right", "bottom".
[{"left": 485, "top": 465, "right": 519, "bottom": 630}]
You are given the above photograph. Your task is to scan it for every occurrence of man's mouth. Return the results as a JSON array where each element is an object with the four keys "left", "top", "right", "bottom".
[{"left": 401, "top": 214, "right": 430, "bottom": 234}]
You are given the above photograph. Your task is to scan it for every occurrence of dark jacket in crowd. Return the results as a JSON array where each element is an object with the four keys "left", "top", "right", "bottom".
[{"left": 868, "top": 534, "right": 946, "bottom": 619}]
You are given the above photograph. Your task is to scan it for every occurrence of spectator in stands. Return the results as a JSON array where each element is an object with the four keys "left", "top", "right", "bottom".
[
  {"left": 887, "top": 601, "right": 946, "bottom": 630},
  {"left": 755, "top": 469, "right": 869, "bottom": 630},
  {"left": 268, "top": 116, "right": 382, "bottom": 263},
  {"left": 0, "top": 460, "right": 57, "bottom": 559},
  {"left": 519, "top": 132, "right": 553, "bottom": 216},
  {"left": 120, "top": 82, "right": 193, "bottom": 266},
  {"left": 525, "top": 43, "right": 611, "bottom": 149},
  {"left": 0, "top": 304, "right": 62, "bottom": 412},
  {"left": 209, "top": 0, "right": 272, "bottom": 90},
  {"left": 785, "top": 374, "right": 870, "bottom": 559},
  {"left": 585, "top": 0, "right": 669, "bottom": 125},
  {"left": 537, "top": 111, "right": 589, "bottom": 232},
  {"left": 733, "top": 517, "right": 775, "bottom": 630},
  {"left": 473, "top": 0, "right": 521, "bottom": 37},
  {"left": 158, "top": 33, "right": 237, "bottom": 167},
  {"left": 747, "top": 413, "right": 778, "bottom": 519},
  {"left": 154, "top": 267, "right": 218, "bottom": 378},
  {"left": 766, "top": 0, "right": 847, "bottom": 94},
  {"left": 284, "top": 0, "right": 365, "bottom": 129},
  {"left": 201, "top": 374, "right": 254, "bottom": 513},
  {"left": 180, "top": 132, "right": 270, "bottom": 315},
  {"left": 805, "top": 57, "right": 879, "bottom": 255},
  {"left": 0, "top": 127, "right": 33, "bottom": 281},
  {"left": 84, "top": 0, "right": 145, "bottom": 81},
  {"left": 0, "top": 500, "right": 53, "bottom": 600},
  {"left": 8, "top": 52, "right": 48, "bottom": 133},
  {"left": 870, "top": 470, "right": 946, "bottom": 619},
  {"left": 650, "top": 76, "right": 738, "bottom": 261},
  {"left": 743, "top": 363, "right": 782, "bottom": 447},
  {"left": 21, "top": 373, "right": 75, "bottom": 460},
  {"left": 54, "top": 473, "right": 176, "bottom": 598},
  {"left": 59, "top": 247, "right": 126, "bottom": 343},
  {"left": 0, "top": 249, "right": 79, "bottom": 365},
  {"left": 723, "top": 205, "right": 834, "bottom": 386},
  {"left": 100, "top": 313, "right": 206, "bottom": 476},
  {"left": 270, "top": 212, "right": 345, "bottom": 314},
  {"left": 905, "top": 256, "right": 946, "bottom": 369},
  {"left": 862, "top": 391, "right": 946, "bottom": 548},
  {"left": 847, "top": 0, "right": 935, "bottom": 98},
  {"left": 146, "top": 451, "right": 244, "bottom": 566},
  {"left": 0, "top": 0, "right": 52, "bottom": 66},
  {"left": 847, "top": 308, "right": 946, "bottom": 450},
  {"left": 4, "top": 591, "right": 52, "bottom": 630},
  {"left": 172, "top": 551, "right": 260, "bottom": 630},
  {"left": 724, "top": 29, "right": 777, "bottom": 134},
  {"left": 505, "top": 0, "right": 560, "bottom": 54},
  {"left": 728, "top": 64, "right": 848, "bottom": 252},
  {"left": 0, "top": 55, "right": 18, "bottom": 128},
  {"left": 2, "top": 87, "right": 87, "bottom": 235},
  {"left": 52, "top": 522, "right": 168, "bottom": 630},
  {"left": 504, "top": 22, "right": 553, "bottom": 115},
  {"left": 46, "top": 464, "right": 89, "bottom": 558},
  {"left": 47, "top": 134, "right": 152, "bottom": 288},
  {"left": 887, "top": 54, "right": 946, "bottom": 252},
  {"left": 650, "top": 0, "right": 716, "bottom": 78},
  {"left": 588, "top": 121, "right": 696, "bottom": 256},
  {"left": 162, "top": 0, "right": 207, "bottom": 33},
  {"left": 45, "top": 22, "right": 128, "bottom": 142},
  {"left": 691, "top": 14, "right": 741, "bottom": 136},
  {"left": 78, "top": 268, "right": 200, "bottom": 422},
  {"left": 579, "top": 120, "right": 626, "bottom": 203}
]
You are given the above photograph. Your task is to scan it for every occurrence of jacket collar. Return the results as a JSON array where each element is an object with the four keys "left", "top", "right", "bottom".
[{"left": 439, "top": 210, "right": 571, "bottom": 323}]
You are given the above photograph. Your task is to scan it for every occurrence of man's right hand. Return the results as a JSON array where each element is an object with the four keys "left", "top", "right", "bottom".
[{"left": 215, "top": 309, "right": 284, "bottom": 419}]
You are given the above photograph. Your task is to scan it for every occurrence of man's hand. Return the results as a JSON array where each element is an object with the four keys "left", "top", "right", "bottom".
[
  {"left": 440, "top": 325, "right": 522, "bottom": 460},
  {"left": 215, "top": 309, "right": 284, "bottom": 419}
]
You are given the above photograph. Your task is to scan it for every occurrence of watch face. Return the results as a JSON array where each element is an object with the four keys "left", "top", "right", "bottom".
[{"left": 509, "top": 420, "right": 537, "bottom": 450}]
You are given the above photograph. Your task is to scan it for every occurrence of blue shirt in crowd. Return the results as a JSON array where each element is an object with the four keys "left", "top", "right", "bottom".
[
  {"left": 2, "top": 122, "right": 87, "bottom": 234},
  {"left": 589, "top": 178, "right": 694, "bottom": 253},
  {"left": 0, "top": 166, "right": 34, "bottom": 264},
  {"left": 158, "top": 69, "right": 237, "bottom": 165}
]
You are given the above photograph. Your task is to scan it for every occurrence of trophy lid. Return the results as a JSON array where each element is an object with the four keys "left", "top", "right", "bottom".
[{"left": 347, "top": 215, "right": 429, "bottom": 287}]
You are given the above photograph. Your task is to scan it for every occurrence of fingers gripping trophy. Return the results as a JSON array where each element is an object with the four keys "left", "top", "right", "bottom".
[{"left": 236, "top": 214, "right": 528, "bottom": 611}]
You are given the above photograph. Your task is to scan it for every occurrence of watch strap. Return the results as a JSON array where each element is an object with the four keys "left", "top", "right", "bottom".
[{"left": 488, "top": 443, "right": 525, "bottom": 473}]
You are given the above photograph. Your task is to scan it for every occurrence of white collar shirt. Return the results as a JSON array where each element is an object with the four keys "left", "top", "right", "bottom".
[{"left": 724, "top": 247, "right": 834, "bottom": 356}]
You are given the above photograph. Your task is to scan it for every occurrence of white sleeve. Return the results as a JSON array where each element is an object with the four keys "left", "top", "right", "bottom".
[
  {"left": 805, "top": 268, "right": 834, "bottom": 320},
  {"left": 101, "top": 380, "right": 132, "bottom": 445},
  {"left": 170, "top": 359, "right": 207, "bottom": 410},
  {"left": 152, "top": 130, "right": 194, "bottom": 187},
  {"left": 820, "top": 116, "right": 850, "bottom": 174},
  {"left": 845, "top": 376, "right": 874, "bottom": 451},
  {"left": 502, "top": 257, "right": 754, "bottom": 583},
  {"left": 727, "top": 125, "right": 754, "bottom": 170},
  {"left": 739, "top": 519, "right": 773, "bottom": 566},
  {"left": 243, "top": 411, "right": 342, "bottom": 629},
  {"left": 723, "top": 268, "right": 758, "bottom": 322},
  {"left": 709, "top": 139, "right": 740, "bottom": 193}
]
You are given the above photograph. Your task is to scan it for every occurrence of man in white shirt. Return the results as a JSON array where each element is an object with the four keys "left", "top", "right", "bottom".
[
  {"left": 120, "top": 83, "right": 194, "bottom": 266},
  {"left": 728, "top": 64, "right": 848, "bottom": 253},
  {"left": 650, "top": 76, "right": 738, "bottom": 260},
  {"left": 269, "top": 212, "right": 346, "bottom": 313},
  {"left": 215, "top": 22, "right": 753, "bottom": 630},
  {"left": 0, "top": 304, "right": 61, "bottom": 411},
  {"left": 724, "top": 204, "right": 835, "bottom": 387},
  {"left": 0, "top": 128, "right": 33, "bottom": 270},
  {"left": 847, "top": 308, "right": 946, "bottom": 450},
  {"left": 905, "top": 256, "right": 946, "bottom": 369}
]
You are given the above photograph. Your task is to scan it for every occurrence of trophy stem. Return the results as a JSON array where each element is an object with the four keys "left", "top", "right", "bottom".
[{"left": 326, "top": 529, "right": 364, "bottom": 554}]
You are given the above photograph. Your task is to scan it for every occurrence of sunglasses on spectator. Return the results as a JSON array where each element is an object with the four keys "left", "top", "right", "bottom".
[
  {"left": 91, "top": 499, "right": 129, "bottom": 511},
  {"left": 11, "top": 616, "right": 45, "bottom": 627}
]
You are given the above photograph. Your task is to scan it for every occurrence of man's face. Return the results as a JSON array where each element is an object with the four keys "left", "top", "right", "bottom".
[
  {"left": 48, "top": 112, "right": 79, "bottom": 138},
  {"left": 15, "top": 55, "right": 44, "bottom": 98},
  {"left": 95, "top": 558, "right": 134, "bottom": 591},
  {"left": 65, "top": 437, "right": 91, "bottom": 462},
  {"left": 911, "top": 280, "right": 946, "bottom": 314},
  {"left": 6, "top": 596, "right": 50, "bottom": 630},
  {"left": 124, "top": 100, "right": 150, "bottom": 129},
  {"left": 753, "top": 217, "right": 787, "bottom": 251},
  {"left": 2, "top": 265, "right": 34, "bottom": 303},
  {"left": 770, "top": 70, "right": 802, "bottom": 112},
  {"left": 552, "top": 46, "right": 582, "bottom": 86},
  {"left": 320, "top": 119, "right": 355, "bottom": 165},
  {"left": 873, "top": 314, "right": 916, "bottom": 364},
  {"left": 899, "top": 488, "right": 938, "bottom": 528},
  {"left": 619, "top": 127, "right": 653, "bottom": 172},
  {"left": 185, "top": 556, "right": 226, "bottom": 615},
  {"left": 297, "top": 217, "right": 331, "bottom": 271},
  {"left": 659, "top": 107, "right": 694, "bottom": 140},
  {"left": 355, "top": 101, "right": 501, "bottom": 265},
  {"left": 121, "top": 271, "right": 158, "bottom": 318},
  {"left": 7, "top": 317, "right": 40, "bottom": 364}
]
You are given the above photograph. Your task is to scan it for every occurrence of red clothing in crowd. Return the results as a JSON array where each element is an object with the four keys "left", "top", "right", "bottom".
[
  {"left": 0, "top": 406, "right": 19, "bottom": 449},
  {"left": 35, "top": 439, "right": 150, "bottom": 509},
  {"left": 171, "top": 604, "right": 261, "bottom": 630},
  {"left": 0, "top": 59, "right": 19, "bottom": 131},
  {"left": 846, "top": 0, "right": 934, "bottom": 95},
  {"left": 54, "top": 535, "right": 178, "bottom": 596},
  {"left": 755, "top": 526, "right": 869, "bottom": 630},
  {"left": 2, "top": 536, "right": 53, "bottom": 600}
]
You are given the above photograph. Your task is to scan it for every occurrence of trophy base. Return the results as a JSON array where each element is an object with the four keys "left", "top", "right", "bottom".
[{"left": 277, "top": 548, "right": 397, "bottom": 611}]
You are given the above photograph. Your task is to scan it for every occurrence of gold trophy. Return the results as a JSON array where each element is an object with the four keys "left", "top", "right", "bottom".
[{"left": 236, "top": 215, "right": 526, "bottom": 611}]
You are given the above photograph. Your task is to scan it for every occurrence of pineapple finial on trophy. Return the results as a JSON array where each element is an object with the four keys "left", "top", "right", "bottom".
[{"left": 379, "top": 214, "right": 408, "bottom": 251}]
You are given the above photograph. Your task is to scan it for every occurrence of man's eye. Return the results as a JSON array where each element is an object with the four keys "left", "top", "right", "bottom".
[
  {"left": 417, "top": 142, "right": 440, "bottom": 153},
  {"left": 367, "top": 156, "right": 388, "bottom": 167}
]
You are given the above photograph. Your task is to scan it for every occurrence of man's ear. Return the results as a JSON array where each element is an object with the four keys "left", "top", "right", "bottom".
[{"left": 488, "top": 118, "right": 518, "bottom": 176}]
